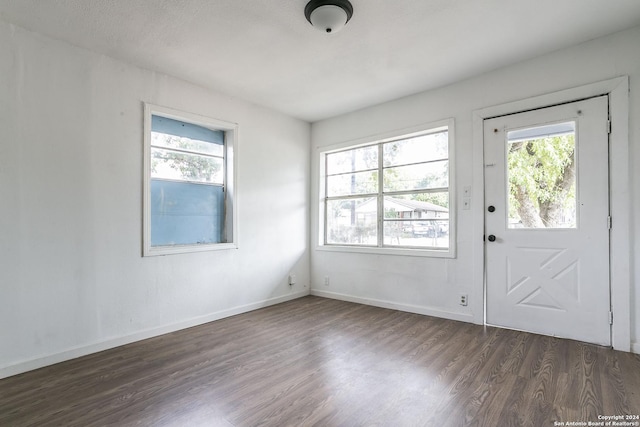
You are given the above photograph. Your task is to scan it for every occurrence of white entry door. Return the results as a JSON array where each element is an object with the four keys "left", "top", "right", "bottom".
[{"left": 484, "top": 96, "right": 611, "bottom": 346}]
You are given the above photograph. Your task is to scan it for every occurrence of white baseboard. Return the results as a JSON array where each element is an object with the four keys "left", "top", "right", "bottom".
[
  {"left": 311, "top": 289, "right": 474, "bottom": 323},
  {"left": 0, "top": 290, "right": 309, "bottom": 380},
  {"left": 632, "top": 341, "right": 640, "bottom": 355}
]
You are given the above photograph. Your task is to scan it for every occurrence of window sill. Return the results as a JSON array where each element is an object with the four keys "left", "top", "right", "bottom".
[
  {"left": 315, "top": 244, "right": 455, "bottom": 258},
  {"left": 143, "top": 242, "right": 238, "bottom": 257}
]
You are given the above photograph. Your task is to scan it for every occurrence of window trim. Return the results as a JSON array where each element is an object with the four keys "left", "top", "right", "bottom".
[
  {"left": 143, "top": 103, "right": 238, "bottom": 256},
  {"left": 317, "top": 118, "right": 456, "bottom": 258}
]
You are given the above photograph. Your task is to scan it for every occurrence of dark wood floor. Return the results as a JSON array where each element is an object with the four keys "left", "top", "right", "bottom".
[{"left": 1, "top": 296, "right": 639, "bottom": 426}]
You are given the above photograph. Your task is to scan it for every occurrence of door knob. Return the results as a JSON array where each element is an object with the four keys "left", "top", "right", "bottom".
[
  {"left": 488, "top": 206, "right": 495, "bottom": 212},
  {"left": 487, "top": 235, "right": 496, "bottom": 242}
]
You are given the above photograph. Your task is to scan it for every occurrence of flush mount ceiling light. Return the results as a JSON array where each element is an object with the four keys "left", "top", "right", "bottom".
[{"left": 305, "top": 0, "right": 354, "bottom": 34}]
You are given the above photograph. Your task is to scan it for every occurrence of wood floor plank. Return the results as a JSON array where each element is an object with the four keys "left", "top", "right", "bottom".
[{"left": 1, "top": 296, "right": 639, "bottom": 426}]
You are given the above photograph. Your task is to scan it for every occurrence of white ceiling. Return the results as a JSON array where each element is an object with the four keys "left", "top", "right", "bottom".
[{"left": 1, "top": 0, "right": 640, "bottom": 122}]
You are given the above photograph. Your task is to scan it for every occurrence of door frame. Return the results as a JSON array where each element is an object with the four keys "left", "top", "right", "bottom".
[{"left": 471, "top": 77, "right": 630, "bottom": 351}]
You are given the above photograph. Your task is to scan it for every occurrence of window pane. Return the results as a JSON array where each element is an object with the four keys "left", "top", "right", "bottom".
[
  {"left": 383, "top": 193, "right": 449, "bottom": 219},
  {"left": 384, "top": 219, "right": 449, "bottom": 248},
  {"left": 151, "top": 115, "right": 224, "bottom": 156},
  {"left": 327, "top": 145, "right": 378, "bottom": 175},
  {"left": 327, "top": 170, "right": 378, "bottom": 197},
  {"left": 152, "top": 147, "right": 224, "bottom": 184},
  {"left": 383, "top": 194, "right": 449, "bottom": 248},
  {"left": 151, "top": 132, "right": 224, "bottom": 157},
  {"left": 507, "top": 122, "right": 576, "bottom": 229},
  {"left": 383, "top": 131, "right": 448, "bottom": 167},
  {"left": 383, "top": 160, "right": 448, "bottom": 192},
  {"left": 150, "top": 180, "right": 224, "bottom": 246},
  {"left": 326, "top": 198, "right": 377, "bottom": 245}
]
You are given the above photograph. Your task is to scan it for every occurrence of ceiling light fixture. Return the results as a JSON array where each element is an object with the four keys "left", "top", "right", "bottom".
[{"left": 305, "top": 0, "right": 353, "bottom": 34}]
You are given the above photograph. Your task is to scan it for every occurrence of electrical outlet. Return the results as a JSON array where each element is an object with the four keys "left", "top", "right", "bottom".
[
  {"left": 324, "top": 276, "right": 330, "bottom": 286},
  {"left": 288, "top": 274, "right": 296, "bottom": 286},
  {"left": 459, "top": 294, "right": 468, "bottom": 306}
]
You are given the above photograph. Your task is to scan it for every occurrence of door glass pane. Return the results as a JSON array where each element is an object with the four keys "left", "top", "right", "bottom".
[{"left": 506, "top": 121, "right": 577, "bottom": 229}]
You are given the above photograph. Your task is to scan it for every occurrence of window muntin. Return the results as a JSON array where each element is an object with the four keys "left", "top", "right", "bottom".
[
  {"left": 143, "top": 104, "right": 237, "bottom": 256},
  {"left": 322, "top": 125, "right": 452, "bottom": 252}
]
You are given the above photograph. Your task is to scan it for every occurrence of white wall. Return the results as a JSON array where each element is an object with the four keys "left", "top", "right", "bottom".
[
  {"left": 311, "top": 25, "right": 640, "bottom": 351},
  {"left": 0, "top": 21, "right": 311, "bottom": 378}
]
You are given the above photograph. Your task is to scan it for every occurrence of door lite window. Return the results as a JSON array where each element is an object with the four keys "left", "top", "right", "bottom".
[
  {"left": 506, "top": 122, "right": 577, "bottom": 229},
  {"left": 143, "top": 104, "right": 237, "bottom": 256},
  {"left": 322, "top": 123, "right": 453, "bottom": 252}
]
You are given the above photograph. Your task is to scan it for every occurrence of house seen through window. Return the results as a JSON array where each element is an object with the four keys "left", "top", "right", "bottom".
[{"left": 321, "top": 123, "right": 453, "bottom": 253}]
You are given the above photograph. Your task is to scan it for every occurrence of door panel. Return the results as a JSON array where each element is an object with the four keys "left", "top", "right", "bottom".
[{"left": 484, "top": 96, "right": 610, "bottom": 346}]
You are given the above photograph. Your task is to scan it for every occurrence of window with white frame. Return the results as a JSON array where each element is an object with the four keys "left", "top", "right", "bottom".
[
  {"left": 320, "top": 122, "right": 454, "bottom": 255},
  {"left": 143, "top": 104, "right": 237, "bottom": 256}
]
